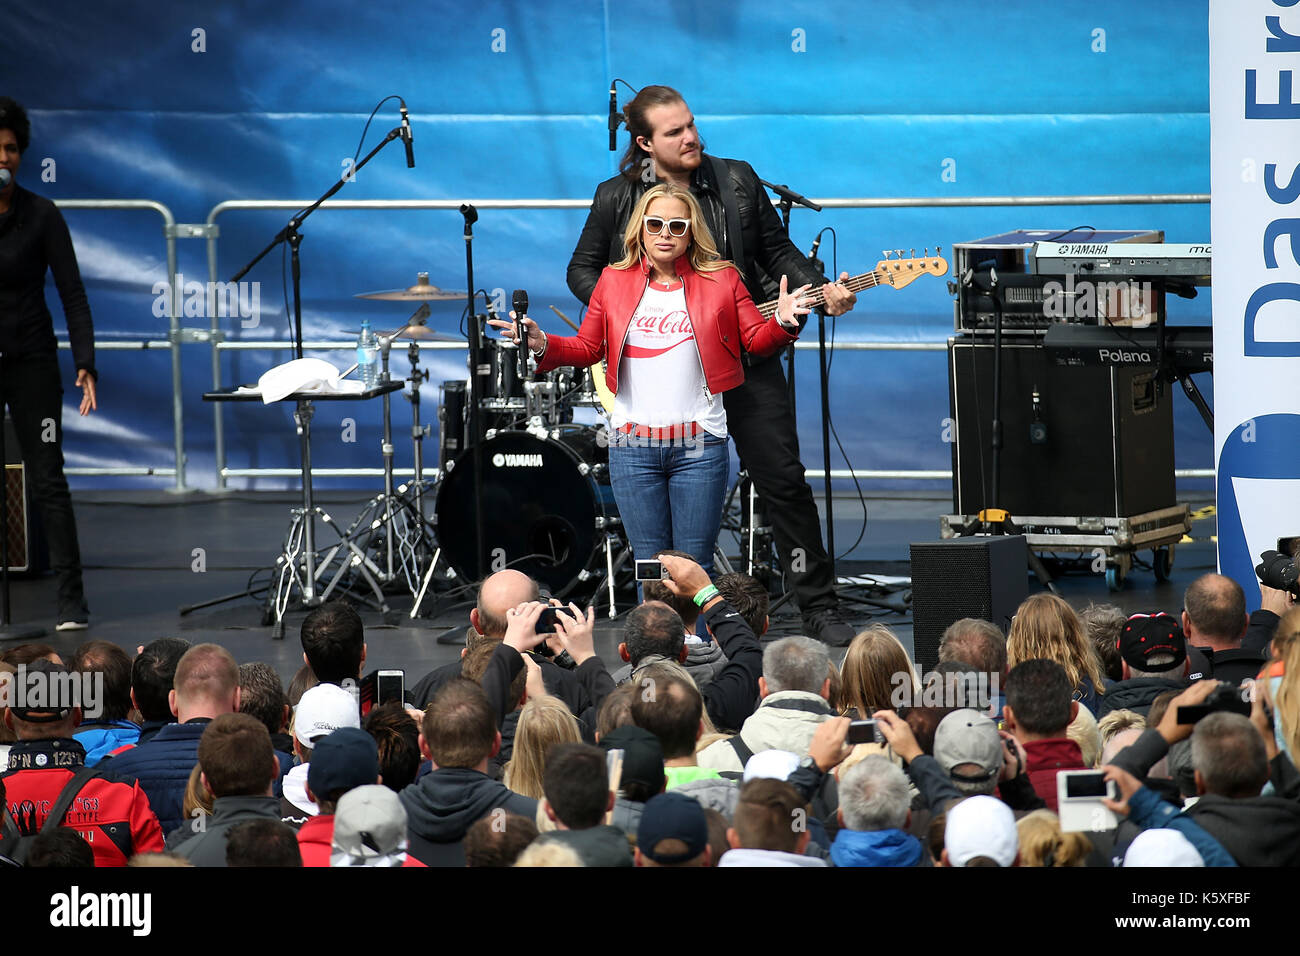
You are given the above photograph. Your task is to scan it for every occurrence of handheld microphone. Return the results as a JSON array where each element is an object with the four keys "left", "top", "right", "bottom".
[
  {"left": 399, "top": 100, "right": 415, "bottom": 168},
  {"left": 608, "top": 82, "right": 619, "bottom": 152},
  {"left": 512, "top": 289, "right": 530, "bottom": 378},
  {"left": 0, "top": 169, "right": 10, "bottom": 189}
]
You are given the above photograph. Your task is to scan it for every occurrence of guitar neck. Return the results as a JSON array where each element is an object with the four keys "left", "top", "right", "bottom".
[{"left": 757, "top": 270, "right": 885, "bottom": 318}]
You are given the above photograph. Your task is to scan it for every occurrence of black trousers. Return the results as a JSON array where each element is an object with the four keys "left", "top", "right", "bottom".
[
  {"left": 724, "top": 352, "right": 835, "bottom": 614},
  {"left": 1, "top": 355, "right": 87, "bottom": 618}
]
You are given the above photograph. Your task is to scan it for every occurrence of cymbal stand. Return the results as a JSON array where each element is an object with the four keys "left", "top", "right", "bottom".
[{"left": 339, "top": 310, "right": 438, "bottom": 597}]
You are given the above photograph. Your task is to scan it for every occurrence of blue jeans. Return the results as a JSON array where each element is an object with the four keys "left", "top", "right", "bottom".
[{"left": 608, "top": 433, "right": 730, "bottom": 576}]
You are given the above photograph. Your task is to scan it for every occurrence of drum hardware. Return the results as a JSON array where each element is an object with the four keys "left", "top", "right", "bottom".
[
  {"left": 354, "top": 272, "right": 467, "bottom": 302},
  {"left": 336, "top": 308, "right": 441, "bottom": 598}
]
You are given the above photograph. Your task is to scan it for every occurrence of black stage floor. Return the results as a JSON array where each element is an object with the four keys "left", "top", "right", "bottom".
[{"left": 1, "top": 489, "right": 1219, "bottom": 691}]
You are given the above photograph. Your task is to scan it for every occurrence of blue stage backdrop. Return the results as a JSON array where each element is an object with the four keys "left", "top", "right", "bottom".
[{"left": 6, "top": 0, "right": 1211, "bottom": 493}]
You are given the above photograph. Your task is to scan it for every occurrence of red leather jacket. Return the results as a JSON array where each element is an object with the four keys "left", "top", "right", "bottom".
[{"left": 536, "top": 255, "right": 798, "bottom": 395}]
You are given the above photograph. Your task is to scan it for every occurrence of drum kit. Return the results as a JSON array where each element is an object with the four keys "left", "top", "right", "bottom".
[{"left": 329, "top": 273, "right": 632, "bottom": 620}]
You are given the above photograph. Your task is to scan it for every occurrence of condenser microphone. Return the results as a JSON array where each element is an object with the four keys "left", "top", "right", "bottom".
[{"left": 399, "top": 100, "right": 415, "bottom": 168}]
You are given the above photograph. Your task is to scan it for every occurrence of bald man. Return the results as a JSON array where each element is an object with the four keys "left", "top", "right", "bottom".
[
  {"left": 407, "top": 571, "right": 593, "bottom": 723},
  {"left": 1182, "top": 573, "right": 1267, "bottom": 686}
]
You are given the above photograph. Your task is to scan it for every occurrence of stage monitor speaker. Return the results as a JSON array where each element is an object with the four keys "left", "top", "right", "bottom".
[
  {"left": 948, "top": 337, "right": 1175, "bottom": 517},
  {"left": 3, "top": 417, "right": 48, "bottom": 574},
  {"left": 910, "top": 535, "right": 1028, "bottom": 673}
]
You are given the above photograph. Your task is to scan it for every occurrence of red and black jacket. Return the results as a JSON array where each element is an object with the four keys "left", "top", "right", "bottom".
[{"left": 2, "top": 738, "right": 165, "bottom": 866}]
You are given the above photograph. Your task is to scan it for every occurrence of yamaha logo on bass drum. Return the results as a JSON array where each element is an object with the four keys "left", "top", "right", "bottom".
[{"left": 492, "top": 453, "right": 544, "bottom": 468}]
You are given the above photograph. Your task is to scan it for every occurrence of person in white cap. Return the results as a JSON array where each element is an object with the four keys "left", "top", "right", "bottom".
[
  {"left": 1123, "top": 828, "right": 1204, "bottom": 867},
  {"left": 942, "top": 795, "right": 1020, "bottom": 867},
  {"left": 280, "top": 683, "right": 360, "bottom": 829}
]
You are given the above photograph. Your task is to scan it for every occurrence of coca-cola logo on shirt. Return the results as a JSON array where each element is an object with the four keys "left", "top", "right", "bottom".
[{"left": 630, "top": 310, "right": 693, "bottom": 337}]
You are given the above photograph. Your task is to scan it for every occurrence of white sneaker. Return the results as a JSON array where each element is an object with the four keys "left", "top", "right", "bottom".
[{"left": 56, "top": 620, "right": 89, "bottom": 632}]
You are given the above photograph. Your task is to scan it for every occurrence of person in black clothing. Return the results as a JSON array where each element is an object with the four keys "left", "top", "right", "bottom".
[
  {"left": 407, "top": 569, "right": 592, "bottom": 719},
  {"left": 0, "top": 97, "right": 97, "bottom": 630},
  {"left": 566, "top": 85, "right": 858, "bottom": 646},
  {"left": 1180, "top": 573, "right": 1268, "bottom": 685}
]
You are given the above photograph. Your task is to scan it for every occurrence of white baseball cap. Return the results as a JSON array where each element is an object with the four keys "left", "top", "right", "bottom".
[
  {"left": 294, "top": 683, "right": 360, "bottom": 746},
  {"left": 945, "top": 795, "right": 1018, "bottom": 867}
]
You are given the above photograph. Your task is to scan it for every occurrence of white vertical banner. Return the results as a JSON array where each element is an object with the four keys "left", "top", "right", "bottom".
[{"left": 1210, "top": 0, "right": 1300, "bottom": 608}]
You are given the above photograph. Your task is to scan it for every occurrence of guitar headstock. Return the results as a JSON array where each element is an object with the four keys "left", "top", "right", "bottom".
[{"left": 875, "top": 248, "right": 949, "bottom": 290}]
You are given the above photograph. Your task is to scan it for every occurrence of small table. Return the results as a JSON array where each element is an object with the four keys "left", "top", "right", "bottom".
[{"left": 205, "top": 383, "right": 404, "bottom": 638}]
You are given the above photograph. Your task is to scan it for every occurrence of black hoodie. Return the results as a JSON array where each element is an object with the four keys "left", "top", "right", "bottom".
[
  {"left": 1183, "top": 794, "right": 1300, "bottom": 867},
  {"left": 400, "top": 766, "right": 538, "bottom": 867},
  {"left": 1096, "top": 677, "right": 1187, "bottom": 718}
]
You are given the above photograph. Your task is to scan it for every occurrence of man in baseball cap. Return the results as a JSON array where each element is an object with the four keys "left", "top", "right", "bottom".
[
  {"left": 942, "top": 795, "right": 1019, "bottom": 867},
  {"left": 1098, "top": 613, "right": 1192, "bottom": 719},
  {"left": 635, "top": 792, "right": 711, "bottom": 867},
  {"left": 281, "top": 683, "right": 360, "bottom": 827}
]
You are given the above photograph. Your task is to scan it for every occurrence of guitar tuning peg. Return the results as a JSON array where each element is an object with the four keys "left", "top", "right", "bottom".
[
  {"left": 923, "top": 247, "right": 929, "bottom": 257},
  {"left": 909, "top": 248, "right": 915, "bottom": 259},
  {"left": 894, "top": 249, "right": 904, "bottom": 259},
  {"left": 882, "top": 250, "right": 891, "bottom": 260},
  {"left": 936, "top": 245, "right": 942, "bottom": 256}
]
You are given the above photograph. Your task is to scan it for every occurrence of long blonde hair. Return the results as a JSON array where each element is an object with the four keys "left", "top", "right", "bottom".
[
  {"left": 840, "top": 625, "right": 920, "bottom": 717},
  {"left": 1007, "top": 594, "right": 1106, "bottom": 698},
  {"left": 1270, "top": 607, "right": 1300, "bottom": 761},
  {"left": 612, "top": 183, "right": 735, "bottom": 277},
  {"left": 502, "top": 695, "right": 582, "bottom": 800}
]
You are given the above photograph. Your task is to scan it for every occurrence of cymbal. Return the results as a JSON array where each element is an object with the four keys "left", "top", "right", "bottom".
[
  {"left": 385, "top": 325, "right": 463, "bottom": 343},
  {"left": 355, "top": 272, "right": 466, "bottom": 302}
]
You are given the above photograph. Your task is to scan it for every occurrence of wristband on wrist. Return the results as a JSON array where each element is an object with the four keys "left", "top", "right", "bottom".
[{"left": 692, "top": 584, "right": 720, "bottom": 608}]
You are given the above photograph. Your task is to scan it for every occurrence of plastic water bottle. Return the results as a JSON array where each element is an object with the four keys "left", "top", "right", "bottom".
[{"left": 356, "top": 319, "right": 379, "bottom": 388}]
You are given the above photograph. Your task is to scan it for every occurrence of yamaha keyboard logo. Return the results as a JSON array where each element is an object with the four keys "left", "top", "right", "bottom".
[{"left": 492, "top": 452, "right": 544, "bottom": 468}]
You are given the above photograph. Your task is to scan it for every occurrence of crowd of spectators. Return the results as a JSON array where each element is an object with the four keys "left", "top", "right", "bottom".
[{"left": 1, "top": 563, "right": 1295, "bottom": 868}]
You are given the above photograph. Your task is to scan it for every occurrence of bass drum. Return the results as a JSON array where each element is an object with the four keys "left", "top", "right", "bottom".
[{"left": 434, "top": 427, "right": 616, "bottom": 598}]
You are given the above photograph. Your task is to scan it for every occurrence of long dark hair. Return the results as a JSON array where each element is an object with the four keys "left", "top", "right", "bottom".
[{"left": 618, "top": 85, "right": 688, "bottom": 182}]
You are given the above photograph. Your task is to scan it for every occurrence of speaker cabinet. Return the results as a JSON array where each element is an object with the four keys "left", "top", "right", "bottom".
[
  {"left": 910, "top": 535, "right": 1028, "bottom": 672},
  {"left": 3, "top": 417, "right": 48, "bottom": 574},
  {"left": 948, "top": 337, "right": 1176, "bottom": 518}
]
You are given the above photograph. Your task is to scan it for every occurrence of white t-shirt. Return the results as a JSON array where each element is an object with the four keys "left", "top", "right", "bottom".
[{"left": 611, "top": 283, "right": 727, "bottom": 437}]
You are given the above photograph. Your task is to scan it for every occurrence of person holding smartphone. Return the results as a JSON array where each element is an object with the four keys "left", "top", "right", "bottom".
[{"left": 492, "top": 182, "right": 808, "bottom": 576}]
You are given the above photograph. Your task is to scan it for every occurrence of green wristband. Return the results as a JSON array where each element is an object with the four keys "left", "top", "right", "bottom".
[{"left": 693, "top": 584, "right": 720, "bottom": 608}]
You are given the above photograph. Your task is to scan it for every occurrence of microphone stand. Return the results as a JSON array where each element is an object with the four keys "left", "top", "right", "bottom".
[
  {"left": 759, "top": 179, "right": 839, "bottom": 591},
  {"left": 229, "top": 124, "right": 407, "bottom": 358},
  {"left": 221, "top": 122, "right": 407, "bottom": 628},
  {"left": 461, "top": 204, "right": 488, "bottom": 580},
  {"left": 961, "top": 268, "right": 1058, "bottom": 594}
]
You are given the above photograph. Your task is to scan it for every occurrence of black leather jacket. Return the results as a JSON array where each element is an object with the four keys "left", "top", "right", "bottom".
[{"left": 566, "top": 155, "right": 825, "bottom": 316}]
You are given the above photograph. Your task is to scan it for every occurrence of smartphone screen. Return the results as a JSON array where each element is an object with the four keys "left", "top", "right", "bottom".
[{"left": 376, "top": 670, "right": 404, "bottom": 706}]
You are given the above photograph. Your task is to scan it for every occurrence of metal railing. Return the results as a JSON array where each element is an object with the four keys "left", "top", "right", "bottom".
[
  {"left": 54, "top": 200, "right": 186, "bottom": 488},
  {"left": 60, "top": 193, "right": 1214, "bottom": 489}
]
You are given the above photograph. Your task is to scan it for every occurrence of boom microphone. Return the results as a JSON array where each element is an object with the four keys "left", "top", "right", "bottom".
[{"left": 399, "top": 100, "right": 415, "bottom": 169}]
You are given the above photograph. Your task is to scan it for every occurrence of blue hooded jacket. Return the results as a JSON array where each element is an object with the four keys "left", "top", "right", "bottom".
[
  {"left": 74, "top": 721, "right": 141, "bottom": 766},
  {"left": 830, "top": 828, "right": 925, "bottom": 868}
]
